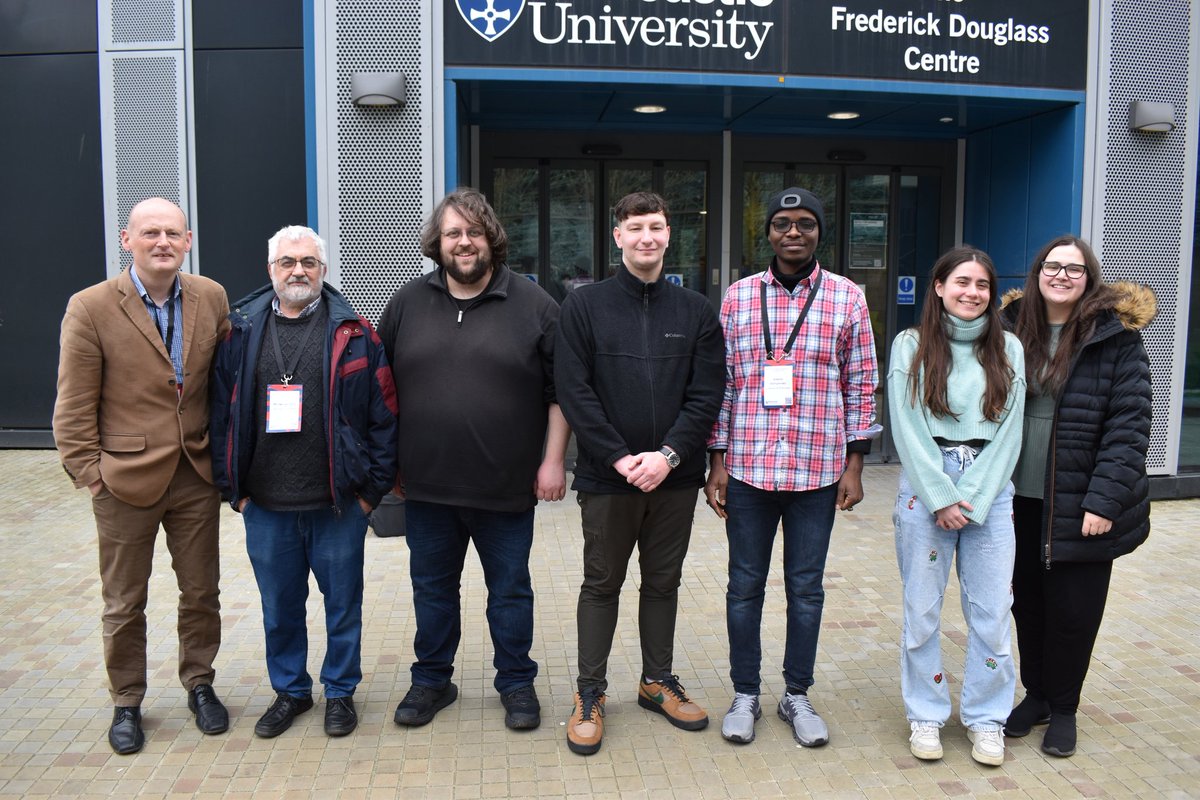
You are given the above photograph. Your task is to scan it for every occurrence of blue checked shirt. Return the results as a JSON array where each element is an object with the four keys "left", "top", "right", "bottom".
[{"left": 129, "top": 266, "right": 184, "bottom": 386}]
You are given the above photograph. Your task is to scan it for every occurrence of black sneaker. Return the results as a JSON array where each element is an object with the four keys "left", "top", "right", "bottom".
[
  {"left": 324, "top": 696, "right": 358, "bottom": 737},
  {"left": 393, "top": 682, "right": 458, "bottom": 726},
  {"left": 501, "top": 684, "right": 541, "bottom": 730},
  {"left": 1004, "top": 695, "right": 1052, "bottom": 737},
  {"left": 254, "top": 693, "right": 314, "bottom": 738}
]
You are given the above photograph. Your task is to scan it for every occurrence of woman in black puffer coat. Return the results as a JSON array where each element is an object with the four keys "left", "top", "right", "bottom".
[{"left": 999, "top": 234, "right": 1155, "bottom": 759}]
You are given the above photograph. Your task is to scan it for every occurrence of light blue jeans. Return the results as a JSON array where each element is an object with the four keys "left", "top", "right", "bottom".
[{"left": 894, "top": 446, "right": 1015, "bottom": 730}]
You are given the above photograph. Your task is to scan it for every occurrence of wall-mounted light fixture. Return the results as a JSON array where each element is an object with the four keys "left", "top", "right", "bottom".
[
  {"left": 1129, "top": 100, "right": 1175, "bottom": 133},
  {"left": 351, "top": 72, "right": 406, "bottom": 107}
]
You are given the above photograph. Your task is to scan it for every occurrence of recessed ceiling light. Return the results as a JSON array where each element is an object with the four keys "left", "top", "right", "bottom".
[
  {"left": 633, "top": 104, "right": 667, "bottom": 114},
  {"left": 939, "top": 116, "right": 954, "bottom": 123},
  {"left": 827, "top": 111, "right": 859, "bottom": 120}
]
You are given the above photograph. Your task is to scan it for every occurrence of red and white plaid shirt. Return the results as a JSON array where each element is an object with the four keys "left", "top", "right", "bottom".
[{"left": 708, "top": 265, "right": 879, "bottom": 492}]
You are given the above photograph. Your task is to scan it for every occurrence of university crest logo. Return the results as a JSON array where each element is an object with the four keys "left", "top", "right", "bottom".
[{"left": 456, "top": 0, "right": 525, "bottom": 42}]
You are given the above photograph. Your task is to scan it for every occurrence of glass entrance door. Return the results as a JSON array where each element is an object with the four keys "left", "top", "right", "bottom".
[
  {"left": 740, "top": 165, "right": 944, "bottom": 461},
  {"left": 488, "top": 159, "right": 710, "bottom": 301}
]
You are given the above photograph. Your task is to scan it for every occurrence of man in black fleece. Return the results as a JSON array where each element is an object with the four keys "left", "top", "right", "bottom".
[
  {"left": 377, "top": 188, "right": 570, "bottom": 733},
  {"left": 555, "top": 191, "right": 725, "bottom": 755}
]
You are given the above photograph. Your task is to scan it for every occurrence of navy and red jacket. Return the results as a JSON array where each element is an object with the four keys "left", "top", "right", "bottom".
[{"left": 209, "top": 282, "right": 399, "bottom": 511}]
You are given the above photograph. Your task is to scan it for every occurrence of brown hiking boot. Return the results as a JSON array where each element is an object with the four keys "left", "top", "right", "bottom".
[
  {"left": 566, "top": 689, "right": 606, "bottom": 755},
  {"left": 637, "top": 675, "right": 709, "bottom": 731}
]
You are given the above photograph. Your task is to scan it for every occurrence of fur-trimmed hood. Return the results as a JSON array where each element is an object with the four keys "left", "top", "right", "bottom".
[{"left": 1000, "top": 281, "right": 1157, "bottom": 332}]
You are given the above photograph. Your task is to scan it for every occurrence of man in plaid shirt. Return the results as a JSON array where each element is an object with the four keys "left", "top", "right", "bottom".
[{"left": 704, "top": 187, "right": 879, "bottom": 748}]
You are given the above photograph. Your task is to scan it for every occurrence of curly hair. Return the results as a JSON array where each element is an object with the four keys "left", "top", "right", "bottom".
[{"left": 420, "top": 188, "right": 508, "bottom": 266}]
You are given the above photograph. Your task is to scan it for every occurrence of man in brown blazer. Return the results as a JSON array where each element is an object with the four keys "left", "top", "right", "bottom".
[{"left": 53, "top": 197, "right": 231, "bottom": 754}]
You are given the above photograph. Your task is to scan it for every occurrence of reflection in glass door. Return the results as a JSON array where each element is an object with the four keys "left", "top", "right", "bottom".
[{"left": 489, "top": 159, "right": 709, "bottom": 300}]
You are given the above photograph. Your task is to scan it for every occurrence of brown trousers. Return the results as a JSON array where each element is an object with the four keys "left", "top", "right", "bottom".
[{"left": 91, "top": 456, "right": 221, "bottom": 706}]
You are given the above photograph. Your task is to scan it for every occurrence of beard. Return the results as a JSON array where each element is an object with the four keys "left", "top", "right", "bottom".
[
  {"left": 273, "top": 276, "right": 322, "bottom": 307},
  {"left": 444, "top": 253, "right": 491, "bottom": 287}
]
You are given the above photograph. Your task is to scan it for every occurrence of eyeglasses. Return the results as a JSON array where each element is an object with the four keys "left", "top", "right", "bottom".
[
  {"left": 770, "top": 218, "right": 818, "bottom": 234},
  {"left": 442, "top": 227, "right": 486, "bottom": 240},
  {"left": 272, "top": 256, "right": 324, "bottom": 271},
  {"left": 1040, "top": 261, "right": 1086, "bottom": 280}
]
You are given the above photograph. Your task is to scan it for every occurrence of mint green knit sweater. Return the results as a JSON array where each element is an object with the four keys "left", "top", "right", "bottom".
[{"left": 887, "top": 314, "right": 1026, "bottom": 524}]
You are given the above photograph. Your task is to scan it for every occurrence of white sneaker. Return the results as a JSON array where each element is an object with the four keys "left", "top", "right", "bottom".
[
  {"left": 721, "top": 693, "right": 761, "bottom": 743},
  {"left": 909, "top": 721, "right": 943, "bottom": 760},
  {"left": 968, "top": 727, "right": 1005, "bottom": 766},
  {"left": 777, "top": 693, "right": 829, "bottom": 747}
]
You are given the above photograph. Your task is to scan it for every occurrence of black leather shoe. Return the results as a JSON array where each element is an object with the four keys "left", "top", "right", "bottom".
[
  {"left": 324, "top": 696, "right": 358, "bottom": 737},
  {"left": 187, "top": 684, "right": 229, "bottom": 735},
  {"left": 108, "top": 706, "right": 144, "bottom": 755},
  {"left": 254, "top": 693, "right": 314, "bottom": 738},
  {"left": 393, "top": 682, "right": 458, "bottom": 726}
]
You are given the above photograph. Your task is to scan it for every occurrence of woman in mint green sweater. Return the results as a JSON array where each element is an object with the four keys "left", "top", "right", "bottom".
[{"left": 888, "top": 247, "right": 1026, "bottom": 767}]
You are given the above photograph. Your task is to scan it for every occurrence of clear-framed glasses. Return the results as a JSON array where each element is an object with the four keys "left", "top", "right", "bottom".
[
  {"left": 441, "top": 227, "right": 486, "bottom": 240},
  {"left": 770, "top": 218, "right": 818, "bottom": 235},
  {"left": 1040, "top": 261, "right": 1086, "bottom": 280},
  {"left": 273, "top": 256, "right": 324, "bottom": 271}
]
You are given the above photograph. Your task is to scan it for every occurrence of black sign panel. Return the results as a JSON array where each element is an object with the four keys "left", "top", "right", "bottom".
[
  {"left": 445, "top": 0, "right": 786, "bottom": 73},
  {"left": 444, "top": 0, "right": 1086, "bottom": 91}
]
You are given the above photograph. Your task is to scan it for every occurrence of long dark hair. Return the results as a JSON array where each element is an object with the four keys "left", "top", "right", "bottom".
[
  {"left": 1012, "top": 234, "right": 1112, "bottom": 395},
  {"left": 910, "top": 246, "right": 1014, "bottom": 422}
]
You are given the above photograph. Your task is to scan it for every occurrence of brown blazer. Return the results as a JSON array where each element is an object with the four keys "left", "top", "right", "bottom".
[{"left": 53, "top": 270, "right": 231, "bottom": 508}]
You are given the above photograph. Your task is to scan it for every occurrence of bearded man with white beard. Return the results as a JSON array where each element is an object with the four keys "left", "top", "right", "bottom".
[{"left": 209, "top": 224, "right": 398, "bottom": 740}]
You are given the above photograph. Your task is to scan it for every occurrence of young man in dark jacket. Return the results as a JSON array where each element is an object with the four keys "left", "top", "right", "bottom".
[
  {"left": 555, "top": 191, "right": 725, "bottom": 755},
  {"left": 209, "top": 225, "right": 398, "bottom": 739}
]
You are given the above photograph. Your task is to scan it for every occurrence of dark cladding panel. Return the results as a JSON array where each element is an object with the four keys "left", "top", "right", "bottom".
[
  {"left": 0, "top": 0, "right": 96, "bottom": 55},
  {"left": 0, "top": 54, "right": 104, "bottom": 428},
  {"left": 194, "top": 49, "right": 307, "bottom": 304},
  {"left": 193, "top": 0, "right": 303, "bottom": 50}
]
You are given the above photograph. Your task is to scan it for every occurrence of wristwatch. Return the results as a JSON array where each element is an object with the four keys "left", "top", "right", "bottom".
[{"left": 658, "top": 446, "right": 681, "bottom": 469}]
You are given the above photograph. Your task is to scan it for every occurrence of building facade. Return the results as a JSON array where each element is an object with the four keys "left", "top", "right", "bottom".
[{"left": 2, "top": 0, "right": 1198, "bottom": 493}]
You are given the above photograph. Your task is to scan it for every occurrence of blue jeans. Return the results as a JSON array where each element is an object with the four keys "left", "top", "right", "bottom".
[
  {"left": 405, "top": 500, "right": 537, "bottom": 694},
  {"left": 725, "top": 478, "right": 838, "bottom": 695},
  {"left": 243, "top": 500, "right": 368, "bottom": 698},
  {"left": 894, "top": 447, "right": 1016, "bottom": 730}
]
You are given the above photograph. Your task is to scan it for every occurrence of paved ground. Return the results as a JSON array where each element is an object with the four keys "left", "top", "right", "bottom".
[{"left": 1, "top": 449, "right": 1197, "bottom": 799}]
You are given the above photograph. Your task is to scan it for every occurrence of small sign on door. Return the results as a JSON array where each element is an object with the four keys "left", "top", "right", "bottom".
[{"left": 897, "top": 275, "right": 916, "bottom": 305}]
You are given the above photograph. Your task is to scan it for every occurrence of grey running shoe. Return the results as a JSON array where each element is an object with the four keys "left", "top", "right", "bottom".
[
  {"left": 777, "top": 693, "right": 829, "bottom": 747},
  {"left": 721, "top": 693, "right": 762, "bottom": 743}
]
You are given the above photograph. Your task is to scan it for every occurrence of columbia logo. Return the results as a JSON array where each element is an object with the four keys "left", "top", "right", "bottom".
[{"left": 664, "top": 333, "right": 686, "bottom": 339}]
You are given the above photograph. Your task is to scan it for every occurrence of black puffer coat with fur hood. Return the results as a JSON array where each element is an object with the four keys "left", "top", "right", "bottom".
[{"left": 1000, "top": 282, "right": 1156, "bottom": 565}]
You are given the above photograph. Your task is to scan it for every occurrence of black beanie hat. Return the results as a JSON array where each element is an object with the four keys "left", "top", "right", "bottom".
[{"left": 764, "top": 187, "right": 826, "bottom": 242}]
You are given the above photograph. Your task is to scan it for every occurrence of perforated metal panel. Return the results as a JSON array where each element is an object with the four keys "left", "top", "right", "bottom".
[
  {"left": 110, "top": 0, "right": 180, "bottom": 47},
  {"left": 331, "top": 0, "right": 430, "bottom": 323},
  {"left": 107, "top": 55, "right": 187, "bottom": 274},
  {"left": 1100, "top": 0, "right": 1191, "bottom": 473}
]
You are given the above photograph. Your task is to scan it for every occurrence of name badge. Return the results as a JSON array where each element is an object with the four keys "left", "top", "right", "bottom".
[
  {"left": 266, "top": 384, "right": 303, "bottom": 433},
  {"left": 762, "top": 358, "right": 794, "bottom": 408}
]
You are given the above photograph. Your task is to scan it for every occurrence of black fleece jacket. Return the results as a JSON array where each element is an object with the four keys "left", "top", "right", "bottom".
[
  {"left": 555, "top": 265, "right": 725, "bottom": 493},
  {"left": 377, "top": 265, "right": 558, "bottom": 513}
]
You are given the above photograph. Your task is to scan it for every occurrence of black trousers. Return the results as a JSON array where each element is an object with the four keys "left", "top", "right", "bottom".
[
  {"left": 1011, "top": 495, "right": 1113, "bottom": 714},
  {"left": 575, "top": 487, "right": 699, "bottom": 693}
]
